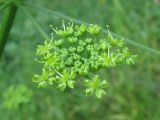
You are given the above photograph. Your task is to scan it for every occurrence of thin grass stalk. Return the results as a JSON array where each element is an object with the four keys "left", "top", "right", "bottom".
[{"left": 0, "top": 4, "right": 17, "bottom": 59}]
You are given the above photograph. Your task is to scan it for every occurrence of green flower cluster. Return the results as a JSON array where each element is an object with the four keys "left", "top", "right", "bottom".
[
  {"left": 33, "top": 22, "right": 137, "bottom": 98},
  {"left": 3, "top": 85, "right": 33, "bottom": 109}
]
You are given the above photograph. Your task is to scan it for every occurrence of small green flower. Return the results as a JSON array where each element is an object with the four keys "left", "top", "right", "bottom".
[
  {"left": 84, "top": 75, "right": 108, "bottom": 98},
  {"left": 50, "top": 21, "right": 74, "bottom": 37},
  {"left": 77, "top": 46, "right": 84, "bottom": 53},
  {"left": 68, "top": 47, "right": 76, "bottom": 52},
  {"left": 87, "top": 24, "right": 101, "bottom": 35},
  {"left": 85, "top": 38, "right": 92, "bottom": 43},
  {"left": 36, "top": 40, "right": 53, "bottom": 55},
  {"left": 126, "top": 55, "right": 137, "bottom": 65},
  {"left": 57, "top": 82, "right": 66, "bottom": 91},
  {"left": 54, "top": 39, "right": 64, "bottom": 46},
  {"left": 68, "top": 37, "right": 78, "bottom": 43},
  {"left": 74, "top": 24, "right": 87, "bottom": 36},
  {"left": 57, "top": 69, "right": 76, "bottom": 91},
  {"left": 38, "top": 81, "right": 47, "bottom": 88},
  {"left": 65, "top": 57, "right": 74, "bottom": 66}
]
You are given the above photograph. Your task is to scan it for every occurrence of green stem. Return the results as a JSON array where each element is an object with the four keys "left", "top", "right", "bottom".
[{"left": 0, "top": 4, "right": 17, "bottom": 59}]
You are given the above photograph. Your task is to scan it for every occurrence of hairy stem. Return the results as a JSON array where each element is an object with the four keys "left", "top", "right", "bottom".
[{"left": 0, "top": 4, "right": 17, "bottom": 59}]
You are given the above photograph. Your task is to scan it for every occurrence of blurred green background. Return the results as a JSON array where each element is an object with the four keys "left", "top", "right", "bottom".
[{"left": 0, "top": 0, "right": 160, "bottom": 120}]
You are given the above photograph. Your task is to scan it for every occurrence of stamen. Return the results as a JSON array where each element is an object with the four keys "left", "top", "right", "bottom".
[
  {"left": 108, "top": 47, "right": 110, "bottom": 58},
  {"left": 106, "top": 25, "right": 111, "bottom": 36},
  {"left": 71, "top": 21, "right": 73, "bottom": 28},
  {"left": 54, "top": 69, "right": 63, "bottom": 77},
  {"left": 50, "top": 25, "right": 57, "bottom": 32},
  {"left": 51, "top": 33, "right": 54, "bottom": 41},
  {"left": 62, "top": 20, "right": 65, "bottom": 30}
]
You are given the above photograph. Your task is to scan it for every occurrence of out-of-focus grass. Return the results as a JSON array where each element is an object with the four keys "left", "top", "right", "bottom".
[{"left": 0, "top": 0, "right": 160, "bottom": 120}]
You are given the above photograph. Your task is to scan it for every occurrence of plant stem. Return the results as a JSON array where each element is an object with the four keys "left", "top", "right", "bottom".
[{"left": 0, "top": 4, "right": 17, "bottom": 59}]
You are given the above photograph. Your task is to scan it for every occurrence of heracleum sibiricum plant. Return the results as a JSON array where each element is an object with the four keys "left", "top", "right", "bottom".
[{"left": 32, "top": 21, "right": 137, "bottom": 98}]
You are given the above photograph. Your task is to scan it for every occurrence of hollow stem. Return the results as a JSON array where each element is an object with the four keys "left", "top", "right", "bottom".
[{"left": 0, "top": 4, "right": 17, "bottom": 59}]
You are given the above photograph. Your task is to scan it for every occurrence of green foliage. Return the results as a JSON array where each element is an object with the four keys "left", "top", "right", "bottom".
[
  {"left": 1, "top": 0, "right": 160, "bottom": 119},
  {"left": 3, "top": 85, "right": 33, "bottom": 109},
  {"left": 33, "top": 22, "right": 137, "bottom": 98}
]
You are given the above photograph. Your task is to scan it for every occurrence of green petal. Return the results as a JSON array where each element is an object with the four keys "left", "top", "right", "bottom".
[
  {"left": 67, "top": 80, "right": 75, "bottom": 89},
  {"left": 57, "top": 82, "right": 66, "bottom": 91},
  {"left": 38, "top": 81, "right": 47, "bottom": 88},
  {"left": 95, "top": 89, "right": 106, "bottom": 98}
]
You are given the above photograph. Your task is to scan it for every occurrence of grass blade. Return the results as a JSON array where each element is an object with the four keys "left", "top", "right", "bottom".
[{"left": 19, "top": 5, "right": 49, "bottom": 40}]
